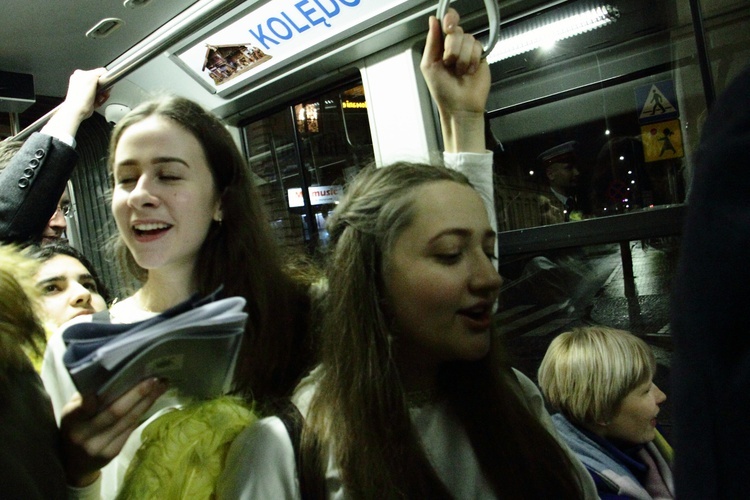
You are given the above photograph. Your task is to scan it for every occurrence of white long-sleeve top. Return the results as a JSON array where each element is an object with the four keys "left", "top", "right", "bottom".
[
  {"left": 39, "top": 151, "right": 496, "bottom": 499},
  {"left": 217, "top": 368, "right": 598, "bottom": 499}
]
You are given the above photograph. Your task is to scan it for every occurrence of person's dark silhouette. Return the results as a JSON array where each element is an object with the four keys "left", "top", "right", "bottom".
[{"left": 659, "top": 128, "right": 676, "bottom": 156}]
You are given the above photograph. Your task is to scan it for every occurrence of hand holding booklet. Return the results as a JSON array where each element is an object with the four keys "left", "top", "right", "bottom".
[{"left": 62, "top": 288, "right": 247, "bottom": 408}]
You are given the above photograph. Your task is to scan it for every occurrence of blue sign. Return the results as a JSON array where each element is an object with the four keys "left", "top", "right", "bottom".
[
  {"left": 174, "top": 0, "right": 410, "bottom": 96},
  {"left": 635, "top": 80, "right": 679, "bottom": 124}
]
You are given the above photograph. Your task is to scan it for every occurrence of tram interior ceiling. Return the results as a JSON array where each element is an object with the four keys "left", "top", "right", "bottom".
[
  {"left": 0, "top": 71, "right": 35, "bottom": 114},
  {"left": 0, "top": 0, "right": 748, "bottom": 438}
]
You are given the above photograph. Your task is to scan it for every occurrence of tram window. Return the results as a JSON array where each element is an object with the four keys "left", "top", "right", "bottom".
[
  {"left": 242, "top": 82, "right": 374, "bottom": 256},
  {"left": 489, "top": 82, "right": 690, "bottom": 231},
  {"left": 481, "top": 0, "right": 748, "bottom": 441},
  {"left": 500, "top": 236, "right": 679, "bottom": 436},
  {"left": 484, "top": 0, "right": 750, "bottom": 232}
]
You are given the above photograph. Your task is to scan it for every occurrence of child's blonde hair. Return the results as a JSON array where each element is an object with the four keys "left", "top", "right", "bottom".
[{"left": 538, "top": 326, "right": 656, "bottom": 425}]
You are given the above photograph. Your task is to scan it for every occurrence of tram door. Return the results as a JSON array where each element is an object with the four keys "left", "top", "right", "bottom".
[{"left": 242, "top": 81, "right": 373, "bottom": 257}]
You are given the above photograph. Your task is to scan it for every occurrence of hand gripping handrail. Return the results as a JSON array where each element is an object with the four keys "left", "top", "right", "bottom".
[
  {"left": 12, "top": 0, "right": 241, "bottom": 141},
  {"left": 436, "top": 0, "right": 500, "bottom": 59}
]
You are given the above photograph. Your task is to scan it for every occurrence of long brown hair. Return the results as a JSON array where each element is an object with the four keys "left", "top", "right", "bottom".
[
  {"left": 301, "top": 162, "right": 584, "bottom": 498},
  {"left": 108, "top": 96, "right": 314, "bottom": 402}
]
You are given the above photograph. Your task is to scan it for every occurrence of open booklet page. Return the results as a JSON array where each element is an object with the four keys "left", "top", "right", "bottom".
[{"left": 62, "top": 290, "right": 247, "bottom": 407}]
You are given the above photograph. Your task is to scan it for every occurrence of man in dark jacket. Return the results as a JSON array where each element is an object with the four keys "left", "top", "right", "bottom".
[{"left": 0, "top": 68, "right": 106, "bottom": 244}]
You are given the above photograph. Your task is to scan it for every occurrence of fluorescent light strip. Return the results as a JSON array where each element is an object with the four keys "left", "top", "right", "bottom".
[{"left": 487, "top": 5, "right": 620, "bottom": 64}]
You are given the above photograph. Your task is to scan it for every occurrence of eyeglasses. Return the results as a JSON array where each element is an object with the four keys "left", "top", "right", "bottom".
[{"left": 53, "top": 202, "right": 74, "bottom": 217}]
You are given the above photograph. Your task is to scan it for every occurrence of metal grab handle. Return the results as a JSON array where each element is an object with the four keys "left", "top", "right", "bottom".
[{"left": 436, "top": 0, "right": 500, "bottom": 59}]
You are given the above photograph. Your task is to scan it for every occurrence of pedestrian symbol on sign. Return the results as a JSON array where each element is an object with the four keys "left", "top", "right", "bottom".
[
  {"left": 639, "top": 85, "right": 676, "bottom": 120},
  {"left": 635, "top": 80, "right": 679, "bottom": 124}
]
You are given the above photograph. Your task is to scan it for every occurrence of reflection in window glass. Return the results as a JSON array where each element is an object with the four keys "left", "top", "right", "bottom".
[
  {"left": 242, "top": 82, "right": 374, "bottom": 256},
  {"left": 481, "top": 0, "right": 749, "bottom": 438},
  {"left": 485, "top": 0, "right": 749, "bottom": 232},
  {"left": 491, "top": 83, "right": 689, "bottom": 231},
  {"left": 498, "top": 238, "right": 680, "bottom": 435},
  {"left": 498, "top": 239, "right": 679, "bottom": 334}
]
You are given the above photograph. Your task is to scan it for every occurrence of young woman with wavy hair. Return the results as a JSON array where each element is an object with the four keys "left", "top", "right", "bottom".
[{"left": 219, "top": 11, "right": 596, "bottom": 498}]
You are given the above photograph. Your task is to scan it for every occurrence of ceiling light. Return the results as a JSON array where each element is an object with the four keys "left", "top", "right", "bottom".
[
  {"left": 123, "top": 0, "right": 154, "bottom": 8},
  {"left": 104, "top": 103, "right": 132, "bottom": 124},
  {"left": 486, "top": 4, "right": 620, "bottom": 64},
  {"left": 86, "top": 18, "right": 125, "bottom": 39}
]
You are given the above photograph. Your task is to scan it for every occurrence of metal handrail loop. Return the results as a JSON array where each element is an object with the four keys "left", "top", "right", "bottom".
[{"left": 436, "top": 0, "right": 500, "bottom": 59}]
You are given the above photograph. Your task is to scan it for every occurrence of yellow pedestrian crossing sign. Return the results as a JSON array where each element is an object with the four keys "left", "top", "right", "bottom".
[
  {"left": 635, "top": 80, "right": 679, "bottom": 124},
  {"left": 641, "top": 119, "right": 684, "bottom": 162}
]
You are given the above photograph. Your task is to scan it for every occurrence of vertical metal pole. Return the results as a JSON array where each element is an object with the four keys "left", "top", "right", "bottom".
[
  {"left": 289, "top": 106, "right": 318, "bottom": 253},
  {"left": 9, "top": 112, "right": 21, "bottom": 136},
  {"left": 620, "top": 241, "right": 636, "bottom": 298},
  {"left": 620, "top": 240, "right": 644, "bottom": 332},
  {"left": 688, "top": 0, "right": 716, "bottom": 108}
]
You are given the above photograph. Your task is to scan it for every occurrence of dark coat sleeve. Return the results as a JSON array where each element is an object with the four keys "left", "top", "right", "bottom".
[
  {"left": 0, "top": 132, "right": 78, "bottom": 244},
  {"left": 670, "top": 64, "right": 750, "bottom": 499}
]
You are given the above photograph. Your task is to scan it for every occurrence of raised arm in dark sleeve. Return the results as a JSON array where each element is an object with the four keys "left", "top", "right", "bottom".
[
  {"left": 0, "top": 133, "right": 78, "bottom": 244},
  {"left": 0, "top": 67, "right": 107, "bottom": 244}
]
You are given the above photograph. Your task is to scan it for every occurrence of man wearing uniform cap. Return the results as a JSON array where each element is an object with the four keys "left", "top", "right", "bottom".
[
  {"left": 538, "top": 140, "right": 582, "bottom": 223},
  {"left": 502, "top": 141, "right": 592, "bottom": 309}
]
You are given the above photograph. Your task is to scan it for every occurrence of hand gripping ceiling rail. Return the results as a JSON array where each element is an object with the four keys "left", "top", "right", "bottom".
[
  {"left": 15, "top": 0, "right": 500, "bottom": 140},
  {"left": 436, "top": 0, "right": 500, "bottom": 58},
  {"left": 12, "top": 0, "right": 241, "bottom": 141}
]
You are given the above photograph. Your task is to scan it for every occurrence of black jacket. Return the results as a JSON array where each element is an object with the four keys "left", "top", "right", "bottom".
[
  {"left": 0, "top": 132, "right": 78, "bottom": 244},
  {"left": 671, "top": 64, "right": 750, "bottom": 499}
]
